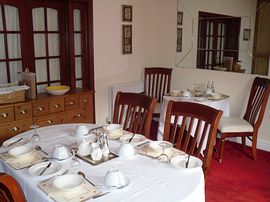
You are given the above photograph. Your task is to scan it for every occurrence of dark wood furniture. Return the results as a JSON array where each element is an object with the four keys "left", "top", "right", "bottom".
[
  {"left": 0, "top": 173, "right": 26, "bottom": 202},
  {"left": 218, "top": 77, "right": 270, "bottom": 162},
  {"left": 163, "top": 101, "right": 222, "bottom": 177},
  {"left": 0, "top": 89, "right": 95, "bottom": 144},
  {"left": 113, "top": 92, "right": 157, "bottom": 139}
]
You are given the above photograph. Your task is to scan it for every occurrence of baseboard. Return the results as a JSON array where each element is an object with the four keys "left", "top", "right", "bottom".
[{"left": 229, "top": 137, "right": 270, "bottom": 152}]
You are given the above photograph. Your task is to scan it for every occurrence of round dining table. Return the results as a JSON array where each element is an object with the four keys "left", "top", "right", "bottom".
[{"left": 0, "top": 124, "right": 205, "bottom": 202}]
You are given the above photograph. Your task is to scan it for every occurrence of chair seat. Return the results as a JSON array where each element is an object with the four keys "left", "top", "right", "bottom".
[{"left": 218, "top": 117, "right": 253, "bottom": 133}]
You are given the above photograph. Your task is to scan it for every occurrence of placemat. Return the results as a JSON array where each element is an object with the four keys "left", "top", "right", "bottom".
[
  {"left": 38, "top": 177, "right": 101, "bottom": 202},
  {"left": 0, "top": 151, "right": 45, "bottom": 170}
]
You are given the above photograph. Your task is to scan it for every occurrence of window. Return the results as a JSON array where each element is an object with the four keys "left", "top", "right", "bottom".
[
  {"left": 197, "top": 11, "right": 240, "bottom": 70},
  {"left": 0, "top": 0, "right": 94, "bottom": 92}
]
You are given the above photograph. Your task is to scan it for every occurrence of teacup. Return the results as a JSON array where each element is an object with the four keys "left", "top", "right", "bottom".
[
  {"left": 182, "top": 90, "right": 191, "bottom": 97},
  {"left": 52, "top": 144, "right": 71, "bottom": 160},
  {"left": 77, "top": 139, "right": 91, "bottom": 156},
  {"left": 74, "top": 125, "right": 89, "bottom": 137},
  {"left": 104, "top": 169, "right": 126, "bottom": 187},
  {"left": 205, "top": 88, "right": 213, "bottom": 95},
  {"left": 118, "top": 143, "right": 136, "bottom": 158}
]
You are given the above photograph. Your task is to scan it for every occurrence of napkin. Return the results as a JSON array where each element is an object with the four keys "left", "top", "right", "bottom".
[
  {"left": 138, "top": 143, "right": 185, "bottom": 158},
  {"left": 38, "top": 178, "right": 101, "bottom": 202},
  {"left": 0, "top": 151, "right": 45, "bottom": 170}
]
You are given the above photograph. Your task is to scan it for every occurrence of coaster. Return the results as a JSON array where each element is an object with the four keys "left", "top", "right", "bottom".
[
  {"left": 0, "top": 151, "right": 46, "bottom": 170},
  {"left": 76, "top": 152, "right": 118, "bottom": 166},
  {"left": 38, "top": 178, "right": 101, "bottom": 202}
]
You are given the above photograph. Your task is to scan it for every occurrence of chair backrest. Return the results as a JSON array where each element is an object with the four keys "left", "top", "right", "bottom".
[
  {"left": 144, "top": 67, "right": 172, "bottom": 103},
  {"left": 113, "top": 92, "right": 157, "bottom": 139},
  {"left": 243, "top": 77, "right": 270, "bottom": 131},
  {"left": 0, "top": 173, "right": 26, "bottom": 202},
  {"left": 163, "top": 101, "right": 222, "bottom": 176}
]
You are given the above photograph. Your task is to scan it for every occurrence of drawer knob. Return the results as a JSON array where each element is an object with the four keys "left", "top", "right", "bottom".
[
  {"left": 12, "top": 127, "right": 19, "bottom": 131},
  {"left": 47, "top": 120, "right": 53, "bottom": 124},
  {"left": 37, "top": 107, "right": 44, "bottom": 111},
  {"left": 20, "top": 109, "right": 27, "bottom": 114},
  {"left": 54, "top": 104, "right": 60, "bottom": 108},
  {"left": 77, "top": 113, "right": 82, "bottom": 118},
  {"left": 83, "top": 99, "right": 88, "bottom": 103},
  {"left": 1, "top": 113, "right": 8, "bottom": 118},
  {"left": 69, "top": 101, "right": 74, "bottom": 105}
]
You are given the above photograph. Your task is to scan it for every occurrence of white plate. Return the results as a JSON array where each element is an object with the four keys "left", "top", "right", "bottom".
[
  {"left": 53, "top": 174, "right": 84, "bottom": 191},
  {"left": 2, "top": 137, "right": 30, "bottom": 148},
  {"left": 170, "top": 155, "right": 203, "bottom": 170},
  {"left": 29, "top": 161, "right": 62, "bottom": 177},
  {"left": 8, "top": 144, "right": 34, "bottom": 158},
  {"left": 119, "top": 134, "right": 146, "bottom": 146},
  {"left": 149, "top": 141, "right": 173, "bottom": 152}
]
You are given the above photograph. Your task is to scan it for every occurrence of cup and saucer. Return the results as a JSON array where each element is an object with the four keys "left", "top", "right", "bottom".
[
  {"left": 118, "top": 143, "right": 137, "bottom": 158},
  {"left": 103, "top": 169, "right": 130, "bottom": 190},
  {"left": 44, "top": 144, "right": 72, "bottom": 162}
]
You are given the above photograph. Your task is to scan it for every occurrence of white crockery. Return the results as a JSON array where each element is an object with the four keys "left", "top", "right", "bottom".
[
  {"left": 77, "top": 139, "right": 91, "bottom": 156},
  {"left": 119, "top": 133, "right": 146, "bottom": 146},
  {"left": 104, "top": 169, "right": 127, "bottom": 188},
  {"left": 107, "top": 124, "right": 123, "bottom": 139},
  {"left": 2, "top": 137, "right": 30, "bottom": 148},
  {"left": 29, "top": 161, "right": 62, "bottom": 177},
  {"left": 182, "top": 90, "right": 191, "bottom": 97},
  {"left": 8, "top": 144, "right": 34, "bottom": 158},
  {"left": 52, "top": 144, "right": 71, "bottom": 160},
  {"left": 149, "top": 141, "right": 173, "bottom": 157},
  {"left": 171, "top": 90, "right": 181, "bottom": 96},
  {"left": 118, "top": 143, "right": 136, "bottom": 158},
  {"left": 170, "top": 155, "right": 203, "bottom": 170},
  {"left": 74, "top": 125, "right": 89, "bottom": 137},
  {"left": 53, "top": 174, "right": 83, "bottom": 191}
]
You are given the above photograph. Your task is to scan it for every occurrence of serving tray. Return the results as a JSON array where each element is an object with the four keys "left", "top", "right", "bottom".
[{"left": 76, "top": 152, "right": 118, "bottom": 166}]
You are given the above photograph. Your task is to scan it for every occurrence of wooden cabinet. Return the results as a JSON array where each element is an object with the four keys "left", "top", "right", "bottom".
[{"left": 0, "top": 89, "right": 95, "bottom": 144}]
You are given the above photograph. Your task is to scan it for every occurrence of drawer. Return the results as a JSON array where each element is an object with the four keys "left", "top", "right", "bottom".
[
  {"left": 65, "top": 107, "right": 93, "bottom": 123},
  {"left": 33, "top": 101, "right": 49, "bottom": 117},
  {"left": 0, "top": 107, "right": 14, "bottom": 123},
  {"left": 79, "top": 93, "right": 93, "bottom": 107},
  {"left": 0, "top": 118, "right": 33, "bottom": 144},
  {"left": 49, "top": 98, "right": 64, "bottom": 114},
  {"left": 65, "top": 95, "right": 79, "bottom": 110},
  {"left": 15, "top": 103, "right": 33, "bottom": 120},
  {"left": 34, "top": 112, "right": 65, "bottom": 127}
]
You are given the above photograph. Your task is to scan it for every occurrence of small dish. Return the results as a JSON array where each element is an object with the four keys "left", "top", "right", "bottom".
[
  {"left": 2, "top": 137, "right": 30, "bottom": 148},
  {"left": 170, "top": 155, "right": 203, "bottom": 170},
  {"left": 8, "top": 144, "right": 34, "bottom": 158},
  {"left": 149, "top": 141, "right": 173, "bottom": 152},
  {"left": 119, "top": 134, "right": 146, "bottom": 146},
  {"left": 53, "top": 174, "right": 84, "bottom": 191},
  {"left": 29, "top": 161, "right": 62, "bottom": 177}
]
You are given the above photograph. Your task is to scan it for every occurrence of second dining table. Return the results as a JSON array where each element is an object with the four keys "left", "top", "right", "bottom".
[{"left": 0, "top": 123, "right": 205, "bottom": 202}]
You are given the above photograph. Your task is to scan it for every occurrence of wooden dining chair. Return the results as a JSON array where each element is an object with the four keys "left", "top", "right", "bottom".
[
  {"left": 113, "top": 92, "right": 157, "bottom": 139},
  {"left": 163, "top": 101, "right": 223, "bottom": 177},
  {"left": 0, "top": 173, "right": 26, "bottom": 202},
  {"left": 218, "top": 77, "right": 270, "bottom": 162}
]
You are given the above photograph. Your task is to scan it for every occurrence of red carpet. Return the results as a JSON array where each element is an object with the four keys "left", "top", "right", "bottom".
[{"left": 206, "top": 141, "right": 270, "bottom": 202}]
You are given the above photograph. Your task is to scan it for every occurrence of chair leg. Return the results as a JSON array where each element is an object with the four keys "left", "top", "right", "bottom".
[
  {"left": 241, "top": 137, "right": 246, "bottom": 149},
  {"left": 252, "top": 136, "right": 257, "bottom": 161},
  {"left": 219, "top": 136, "right": 225, "bottom": 163}
]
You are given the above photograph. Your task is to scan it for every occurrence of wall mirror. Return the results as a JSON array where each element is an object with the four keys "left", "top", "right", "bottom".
[{"left": 176, "top": 0, "right": 270, "bottom": 75}]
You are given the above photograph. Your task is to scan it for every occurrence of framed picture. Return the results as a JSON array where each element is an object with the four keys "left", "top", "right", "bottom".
[
  {"left": 243, "top": 29, "right": 251, "bottom": 41},
  {"left": 177, "top": 11, "right": 183, "bottom": 26},
  {"left": 122, "top": 25, "right": 132, "bottom": 54},
  {"left": 122, "top": 5, "right": 132, "bottom": 22},
  {"left": 176, "top": 27, "right": 182, "bottom": 52}
]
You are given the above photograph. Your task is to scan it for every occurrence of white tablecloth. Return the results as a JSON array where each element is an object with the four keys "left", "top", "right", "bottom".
[
  {"left": 0, "top": 124, "right": 205, "bottom": 202},
  {"left": 158, "top": 95, "right": 230, "bottom": 140}
]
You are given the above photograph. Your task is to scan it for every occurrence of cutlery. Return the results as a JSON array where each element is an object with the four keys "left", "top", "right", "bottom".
[
  {"left": 128, "top": 133, "right": 136, "bottom": 143},
  {"left": 92, "top": 192, "right": 110, "bottom": 199},
  {"left": 7, "top": 137, "right": 23, "bottom": 147},
  {"left": 78, "top": 171, "right": 96, "bottom": 187},
  {"left": 35, "top": 145, "right": 48, "bottom": 155},
  {"left": 185, "top": 155, "right": 191, "bottom": 168},
  {"left": 39, "top": 162, "right": 52, "bottom": 175}
]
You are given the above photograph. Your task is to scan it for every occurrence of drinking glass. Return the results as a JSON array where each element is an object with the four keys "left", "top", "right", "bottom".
[
  {"left": 70, "top": 148, "right": 81, "bottom": 174},
  {"left": 30, "top": 124, "right": 40, "bottom": 145}
]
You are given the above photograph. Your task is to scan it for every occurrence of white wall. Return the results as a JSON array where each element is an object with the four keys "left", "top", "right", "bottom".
[{"left": 93, "top": 0, "right": 270, "bottom": 151}]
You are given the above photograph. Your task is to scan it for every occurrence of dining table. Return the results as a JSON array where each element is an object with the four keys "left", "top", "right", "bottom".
[
  {"left": 0, "top": 124, "right": 205, "bottom": 202},
  {"left": 157, "top": 94, "right": 230, "bottom": 141}
]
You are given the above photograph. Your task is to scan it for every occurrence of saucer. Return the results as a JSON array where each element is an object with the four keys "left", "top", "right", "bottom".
[
  {"left": 119, "top": 134, "right": 146, "bottom": 146},
  {"left": 170, "top": 155, "right": 202, "bottom": 171},
  {"left": 2, "top": 137, "right": 30, "bottom": 148},
  {"left": 29, "top": 161, "right": 62, "bottom": 178}
]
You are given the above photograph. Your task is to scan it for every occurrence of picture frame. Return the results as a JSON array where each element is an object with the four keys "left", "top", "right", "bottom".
[
  {"left": 243, "top": 29, "right": 251, "bottom": 41},
  {"left": 122, "top": 5, "right": 132, "bottom": 22},
  {"left": 122, "top": 25, "right": 132, "bottom": 54},
  {"left": 176, "top": 27, "right": 182, "bottom": 52},
  {"left": 177, "top": 11, "right": 183, "bottom": 26}
]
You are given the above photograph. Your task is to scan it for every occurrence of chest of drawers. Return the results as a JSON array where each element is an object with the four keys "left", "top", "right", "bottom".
[{"left": 0, "top": 89, "right": 95, "bottom": 144}]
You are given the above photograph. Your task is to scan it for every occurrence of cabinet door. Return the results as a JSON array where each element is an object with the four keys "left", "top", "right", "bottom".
[
  {"left": 0, "top": 107, "right": 14, "bottom": 123},
  {"left": 34, "top": 112, "right": 65, "bottom": 127},
  {"left": 15, "top": 102, "right": 32, "bottom": 120},
  {"left": 33, "top": 100, "right": 49, "bottom": 117},
  {"left": 65, "top": 107, "right": 93, "bottom": 123},
  {"left": 49, "top": 97, "right": 64, "bottom": 113}
]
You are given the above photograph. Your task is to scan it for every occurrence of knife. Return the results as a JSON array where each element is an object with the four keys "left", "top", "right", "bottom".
[
  {"left": 185, "top": 155, "right": 191, "bottom": 168},
  {"left": 39, "top": 162, "right": 52, "bottom": 176},
  {"left": 7, "top": 137, "right": 23, "bottom": 147}
]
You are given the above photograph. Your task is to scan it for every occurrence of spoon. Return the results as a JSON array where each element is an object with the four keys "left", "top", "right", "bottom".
[
  {"left": 35, "top": 145, "right": 48, "bottom": 155},
  {"left": 129, "top": 133, "right": 136, "bottom": 143},
  {"left": 78, "top": 171, "right": 96, "bottom": 187}
]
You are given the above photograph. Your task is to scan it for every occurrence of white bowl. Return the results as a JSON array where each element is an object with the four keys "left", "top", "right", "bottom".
[
  {"left": 8, "top": 144, "right": 34, "bottom": 158},
  {"left": 53, "top": 174, "right": 83, "bottom": 191},
  {"left": 170, "top": 90, "right": 181, "bottom": 96},
  {"left": 107, "top": 124, "right": 123, "bottom": 139},
  {"left": 45, "top": 85, "right": 70, "bottom": 96}
]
